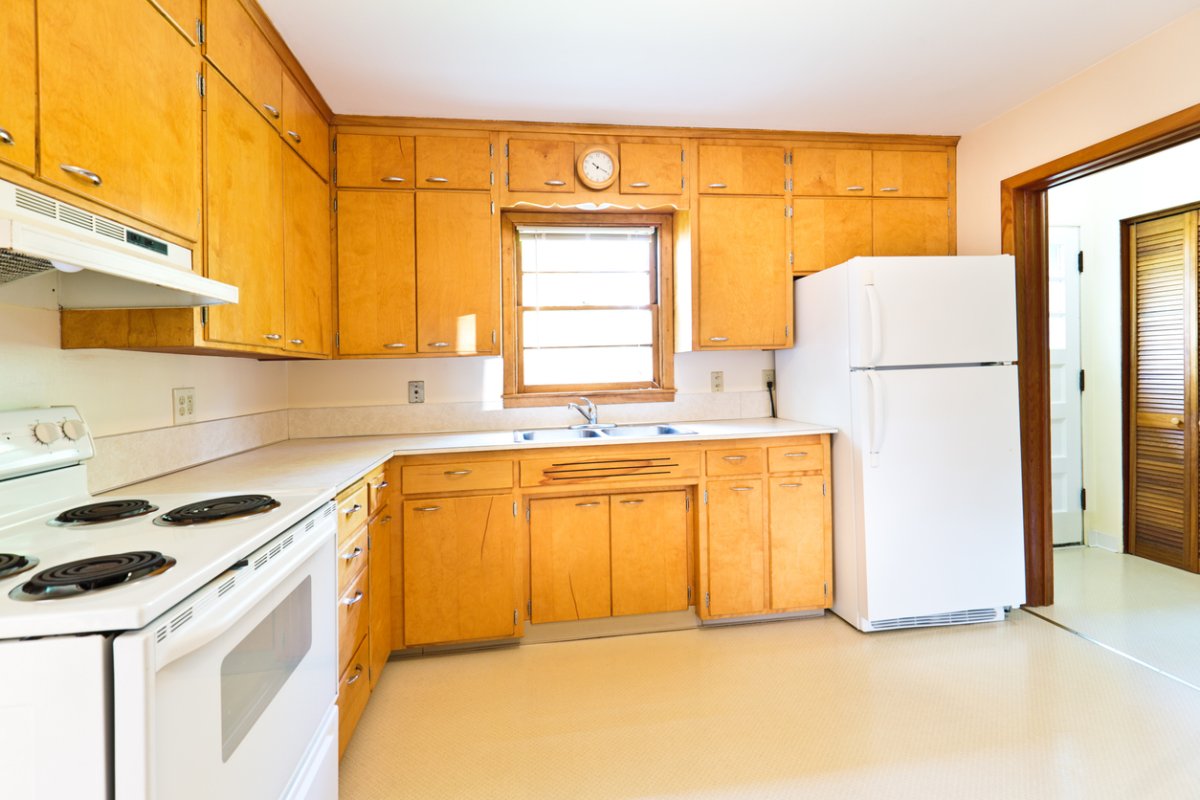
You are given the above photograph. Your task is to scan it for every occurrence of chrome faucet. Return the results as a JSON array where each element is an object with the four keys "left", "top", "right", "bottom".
[{"left": 567, "top": 397, "right": 613, "bottom": 429}]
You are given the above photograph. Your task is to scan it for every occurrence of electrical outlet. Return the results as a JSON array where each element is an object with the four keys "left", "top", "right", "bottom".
[
  {"left": 763, "top": 369, "right": 776, "bottom": 388},
  {"left": 172, "top": 387, "right": 196, "bottom": 424},
  {"left": 408, "top": 380, "right": 425, "bottom": 404},
  {"left": 710, "top": 371, "right": 724, "bottom": 393}
]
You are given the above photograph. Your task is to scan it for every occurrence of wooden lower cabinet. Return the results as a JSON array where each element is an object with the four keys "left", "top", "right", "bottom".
[
  {"left": 367, "top": 506, "right": 394, "bottom": 689},
  {"left": 767, "top": 476, "right": 828, "bottom": 609},
  {"left": 529, "top": 496, "right": 612, "bottom": 623},
  {"left": 403, "top": 494, "right": 518, "bottom": 645},
  {"left": 705, "top": 479, "right": 767, "bottom": 616},
  {"left": 337, "top": 637, "right": 371, "bottom": 759},
  {"left": 610, "top": 490, "right": 688, "bottom": 616}
]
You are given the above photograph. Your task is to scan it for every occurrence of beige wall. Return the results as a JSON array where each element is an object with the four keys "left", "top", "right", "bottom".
[{"left": 957, "top": 8, "right": 1200, "bottom": 255}]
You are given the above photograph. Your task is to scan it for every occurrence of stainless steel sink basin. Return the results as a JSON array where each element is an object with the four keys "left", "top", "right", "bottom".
[
  {"left": 514, "top": 428, "right": 606, "bottom": 443},
  {"left": 602, "top": 424, "right": 697, "bottom": 437},
  {"left": 513, "top": 424, "right": 697, "bottom": 443}
]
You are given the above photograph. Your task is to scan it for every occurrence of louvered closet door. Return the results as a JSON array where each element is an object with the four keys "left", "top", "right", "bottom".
[{"left": 1130, "top": 211, "right": 1198, "bottom": 571}]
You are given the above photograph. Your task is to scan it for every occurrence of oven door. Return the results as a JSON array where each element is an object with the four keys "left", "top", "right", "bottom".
[{"left": 113, "top": 511, "right": 337, "bottom": 800}]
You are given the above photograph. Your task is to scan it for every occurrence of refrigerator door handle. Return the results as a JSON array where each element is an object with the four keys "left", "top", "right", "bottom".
[
  {"left": 866, "top": 371, "right": 883, "bottom": 467},
  {"left": 863, "top": 284, "right": 883, "bottom": 366}
]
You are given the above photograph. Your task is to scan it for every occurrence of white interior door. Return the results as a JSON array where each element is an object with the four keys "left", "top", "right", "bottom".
[{"left": 1048, "top": 226, "right": 1084, "bottom": 545}]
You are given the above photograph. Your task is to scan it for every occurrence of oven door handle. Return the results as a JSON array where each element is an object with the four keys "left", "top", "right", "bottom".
[{"left": 154, "top": 528, "right": 331, "bottom": 670}]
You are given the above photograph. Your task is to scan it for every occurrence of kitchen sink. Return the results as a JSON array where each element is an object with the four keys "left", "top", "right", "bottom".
[
  {"left": 601, "top": 424, "right": 697, "bottom": 437},
  {"left": 514, "top": 428, "right": 606, "bottom": 443},
  {"left": 513, "top": 424, "right": 697, "bottom": 443}
]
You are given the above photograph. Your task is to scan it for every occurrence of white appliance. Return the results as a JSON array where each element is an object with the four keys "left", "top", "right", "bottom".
[
  {"left": 775, "top": 256, "right": 1026, "bottom": 632},
  {"left": 0, "top": 178, "right": 238, "bottom": 308},
  {"left": 0, "top": 407, "right": 337, "bottom": 799}
]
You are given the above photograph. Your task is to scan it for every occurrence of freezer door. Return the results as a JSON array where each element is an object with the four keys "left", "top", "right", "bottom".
[
  {"left": 850, "top": 365, "right": 1025, "bottom": 622},
  {"left": 846, "top": 256, "right": 1018, "bottom": 368}
]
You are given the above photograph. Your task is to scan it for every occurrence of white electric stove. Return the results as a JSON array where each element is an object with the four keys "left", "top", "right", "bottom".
[{"left": 0, "top": 407, "right": 339, "bottom": 800}]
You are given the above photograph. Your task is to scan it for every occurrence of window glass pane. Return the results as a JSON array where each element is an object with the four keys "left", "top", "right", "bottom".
[
  {"left": 519, "top": 228, "right": 654, "bottom": 276},
  {"left": 523, "top": 309, "right": 653, "bottom": 348},
  {"left": 522, "top": 272, "right": 650, "bottom": 306},
  {"left": 524, "top": 346, "right": 654, "bottom": 385}
]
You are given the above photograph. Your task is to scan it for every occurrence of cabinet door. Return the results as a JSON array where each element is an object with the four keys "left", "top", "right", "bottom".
[
  {"left": 336, "top": 134, "right": 414, "bottom": 188},
  {"left": 619, "top": 142, "right": 683, "bottom": 195},
  {"left": 154, "top": 0, "right": 202, "bottom": 40},
  {"left": 0, "top": 0, "right": 36, "bottom": 173},
  {"left": 872, "top": 199, "right": 950, "bottom": 257},
  {"left": 414, "top": 135, "right": 492, "bottom": 190},
  {"left": 204, "top": 0, "right": 283, "bottom": 128},
  {"left": 706, "top": 479, "right": 765, "bottom": 616},
  {"left": 768, "top": 476, "right": 827, "bottom": 610},
  {"left": 507, "top": 139, "right": 575, "bottom": 193},
  {"left": 793, "top": 198, "right": 872, "bottom": 274},
  {"left": 367, "top": 508, "right": 394, "bottom": 688},
  {"left": 282, "top": 146, "right": 332, "bottom": 356},
  {"left": 403, "top": 495, "right": 516, "bottom": 646},
  {"left": 872, "top": 150, "right": 948, "bottom": 197},
  {"left": 282, "top": 72, "right": 330, "bottom": 178},
  {"left": 610, "top": 491, "right": 688, "bottom": 616},
  {"left": 697, "top": 196, "right": 790, "bottom": 348},
  {"left": 39, "top": 0, "right": 202, "bottom": 240},
  {"left": 205, "top": 68, "right": 284, "bottom": 348},
  {"left": 415, "top": 191, "right": 499, "bottom": 354},
  {"left": 529, "top": 496, "right": 612, "bottom": 623},
  {"left": 698, "top": 144, "right": 785, "bottom": 195},
  {"left": 791, "top": 148, "right": 871, "bottom": 197},
  {"left": 336, "top": 191, "right": 417, "bottom": 355}
]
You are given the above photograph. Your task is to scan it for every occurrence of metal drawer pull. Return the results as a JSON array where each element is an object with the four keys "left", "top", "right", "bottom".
[
  {"left": 428, "top": 341, "right": 450, "bottom": 348},
  {"left": 263, "top": 333, "right": 282, "bottom": 341},
  {"left": 381, "top": 176, "right": 407, "bottom": 183},
  {"left": 575, "top": 502, "right": 601, "bottom": 508},
  {"left": 0, "top": 128, "right": 13, "bottom": 146},
  {"left": 425, "top": 176, "right": 450, "bottom": 183},
  {"left": 341, "top": 591, "right": 364, "bottom": 607},
  {"left": 629, "top": 181, "right": 650, "bottom": 188},
  {"left": 378, "top": 481, "right": 390, "bottom": 489},
  {"left": 262, "top": 103, "right": 280, "bottom": 118},
  {"left": 344, "top": 503, "right": 363, "bottom": 516},
  {"left": 709, "top": 336, "right": 729, "bottom": 342},
  {"left": 880, "top": 186, "right": 899, "bottom": 192},
  {"left": 846, "top": 185, "right": 865, "bottom": 191},
  {"left": 381, "top": 515, "right": 393, "bottom": 524},
  {"left": 60, "top": 165, "right": 102, "bottom": 186},
  {"left": 779, "top": 483, "right": 802, "bottom": 489},
  {"left": 383, "top": 342, "right": 408, "bottom": 349},
  {"left": 287, "top": 130, "right": 302, "bottom": 143},
  {"left": 289, "top": 338, "right": 304, "bottom": 346},
  {"left": 346, "top": 664, "right": 364, "bottom": 685},
  {"left": 722, "top": 455, "right": 747, "bottom": 462},
  {"left": 620, "top": 499, "right": 644, "bottom": 505},
  {"left": 784, "top": 452, "right": 809, "bottom": 457},
  {"left": 415, "top": 505, "right": 441, "bottom": 512},
  {"left": 341, "top": 546, "right": 364, "bottom": 561},
  {"left": 729, "top": 486, "right": 754, "bottom": 492},
  {"left": 544, "top": 179, "right": 566, "bottom": 186},
  {"left": 444, "top": 469, "right": 472, "bottom": 476},
  {"left": 707, "top": 182, "right": 727, "bottom": 189}
]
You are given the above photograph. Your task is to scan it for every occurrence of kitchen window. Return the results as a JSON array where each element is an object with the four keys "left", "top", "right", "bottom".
[{"left": 501, "top": 212, "right": 675, "bottom": 407}]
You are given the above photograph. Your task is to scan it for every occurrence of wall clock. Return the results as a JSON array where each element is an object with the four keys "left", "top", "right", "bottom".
[{"left": 576, "top": 145, "right": 618, "bottom": 190}]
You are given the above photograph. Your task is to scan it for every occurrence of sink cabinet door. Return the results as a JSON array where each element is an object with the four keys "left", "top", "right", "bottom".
[
  {"left": 610, "top": 491, "right": 688, "bottom": 616},
  {"left": 529, "top": 496, "right": 611, "bottom": 623}
]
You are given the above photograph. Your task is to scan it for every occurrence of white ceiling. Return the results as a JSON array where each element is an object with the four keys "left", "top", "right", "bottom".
[{"left": 260, "top": 0, "right": 1200, "bottom": 135}]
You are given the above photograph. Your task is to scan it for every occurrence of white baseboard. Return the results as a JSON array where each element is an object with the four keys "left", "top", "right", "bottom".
[{"left": 1087, "top": 529, "right": 1123, "bottom": 553}]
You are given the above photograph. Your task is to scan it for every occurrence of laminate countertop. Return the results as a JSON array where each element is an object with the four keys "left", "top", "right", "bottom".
[{"left": 113, "top": 417, "right": 836, "bottom": 498}]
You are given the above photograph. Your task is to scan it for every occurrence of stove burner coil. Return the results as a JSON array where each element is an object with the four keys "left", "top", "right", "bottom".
[
  {"left": 0, "top": 553, "right": 37, "bottom": 580},
  {"left": 11, "top": 551, "right": 175, "bottom": 600},
  {"left": 154, "top": 494, "right": 280, "bottom": 526},
  {"left": 51, "top": 499, "right": 159, "bottom": 526}
]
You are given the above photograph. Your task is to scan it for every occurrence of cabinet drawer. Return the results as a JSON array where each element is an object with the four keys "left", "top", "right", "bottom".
[
  {"left": 401, "top": 460, "right": 513, "bottom": 494},
  {"left": 767, "top": 444, "right": 824, "bottom": 473},
  {"left": 414, "top": 135, "right": 492, "bottom": 190},
  {"left": 337, "top": 134, "right": 414, "bottom": 188},
  {"left": 337, "top": 636, "right": 371, "bottom": 759},
  {"left": 337, "top": 484, "right": 369, "bottom": 541},
  {"left": 338, "top": 568, "right": 369, "bottom": 673},
  {"left": 705, "top": 447, "right": 765, "bottom": 477},
  {"left": 367, "top": 465, "right": 392, "bottom": 514},
  {"left": 337, "top": 525, "right": 368, "bottom": 594},
  {"left": 520, "top": 451, "right": 700, "bottom": 488},
  {"left": 507, "top": 138, "right": 575, "bottom": 192}
]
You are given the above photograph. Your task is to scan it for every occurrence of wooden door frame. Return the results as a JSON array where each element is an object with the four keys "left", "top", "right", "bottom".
[{"left": 1001, "top": 102, "right": 1200, "bottom": 606}]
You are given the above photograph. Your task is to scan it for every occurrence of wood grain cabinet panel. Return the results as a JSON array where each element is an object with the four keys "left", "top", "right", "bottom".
[
  {"left": 152, "top": 0, "right": 202, "bottom": 41},
  {"left": 872, "top": 150, "right": 949, "bottom": 197},
  {"left": 791, "top": 148, "right": 872, "bottom": 197},
  {"left": 768, "top": 476, "right": 827, "bottom": 610},
  {"left": 706, "top": 447, "right": 765, "bottom": 477},
  {"left": 792, "top": 198, "right": 873, "bottom": 273},
  {"left": 336, "top": 191, "right": 417, "bottom": 356},
  {"left": 0, "top": 0, "right": 37, "bottom": 174},
  {"left": 414, "top": 135, "right": 492, "bottom": 190},
  {"left": 337, "top": 637, "right": 370, "bottom": 759},
  {"left": 705, "top": 479, "right": 766, "bottom": 616},
  {"left": 619, "top": 142, "right": 683, "bottom": 195},
  {"left": 336, "top": 134, "right": 414, "bottom": 188},
  {"left": 367, "top": 508, "right": 394, "bottom": 688},
  {"left": 767, "top": 443, "right": 824, "bottom": 473},
  {"left": 282, "top": 146, "right": 332, "bottom": 356},
  {"left": 401, "top": 460, "right": 513, "bottom": 495},
  {"left": 337, "top": 567, "right": 369, "bottom": 672},
  {"left": 507, "top": 138, "right": 575, "bottom": 192},
  {"left": 873, "top": 198, "right": 950, "bottom": 257},
  {"left": 610, "top": 491, "right": 688, "bottom": 616},
  {"left": 698, "top": 144, "right": 785, "bottom": 196},
  {"left": 529, "top": 496, "right": 612, "bottom": 623},
  {"left": 336, "top": 525, "right": 368, "bottom": 594},
  {"left": 38, "top": 0, "right": 203, "bottom": 240},
  {"left": 204, "top": 68, "right": 284, "bottom": 349},
  {"left": 282, "top": 72, "right": 330, "bottom": 178},
  {"left": 204, "top": 0, "right": 283, "bottom": 129}
]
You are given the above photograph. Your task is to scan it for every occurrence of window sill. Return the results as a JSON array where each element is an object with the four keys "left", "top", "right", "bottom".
[{"left": 501, "top": 389, "right": 677, "bottom": 409}]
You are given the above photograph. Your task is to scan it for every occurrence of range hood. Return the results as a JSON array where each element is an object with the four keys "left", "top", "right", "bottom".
[{"left": 0, "top": 179, "right": 237, "bottom": 308}]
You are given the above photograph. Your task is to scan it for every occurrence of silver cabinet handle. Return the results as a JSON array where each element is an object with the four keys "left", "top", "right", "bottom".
[
  {"left": 289, "top": 338, "right": 304, "bottom": 345},
  {"left": 383, "top": 342, "right": 408, "bottom": 349},
  {"left": 263, "top": 333, "right": 282, "bottom": 341},
  {"left": 880, "top": 187, "right": 899, "bottom": 192},
  {"left": 343, "top": 503, "right": 363, "bottom": 516},
  {"left": 428, "top": 341, "right": 449, "bottom": 348},
  {"left": 341, "top": 546, "right": 364, "bottom": 561},
  {"left": 846, "top": 185, "right": 865, "bottom": 191},
  {"left": 708, "top": 336, "right": 729, "bottom": 342},
  {"left": 415, "top": 505, "right": 441, "bottom": 512},
  {"left": 544, "top": 179, "right": 566, "bottom": 186},
  {"left": 60, "top": 165, "right": 102, "bottom": 186},
  {"left": 620, "top": 499, "right": 644, "bottom": 505},
  {"left": 0, "top": 128, "right": 13, "bottom": 146},
  {"left": 341, "top": 590, "right": 364, "bottom": 607},
  {"left": 784, "top": 452, "right": 809, "bottom": 457},
  {"left": 730, "top": 486, "right": 754, "bottom": 492},
  {"left": 381, "top": 515, "right": 393, "bottom": 524},
  {"left": 287, "top": 130, "right": 302, "bottom": 143},
  {"left": 425, "top": 176, "right": 449, "bottom": 183},
  {"left": 377, "top": 481, "right": 390, "bottom": 489},
  {"left": 346, "top": 664, "right": 364, "bottom": 685},
  {"left": 262, "top": 103, "right": 280, "bottom": 118},
  {"left": 779, "top": 483, "right": 803, "bottom": 488},
  {"left": 629, "top": 181, "right": 650, "bottom": 188},
  {"left": 722, "top": 455, "right": 747, "bottom": 462},
  {"left": 381, "top": 176, "right": 407, "bottom": 183},
  {"left": 707, "top": 182, "right": 727, "bottom": 189},
  {"left": 575, "top": 501, "right": 601, "bottom": 508},
  {"left": 444, "top": 469, "right": 472, "bottom": 476}
]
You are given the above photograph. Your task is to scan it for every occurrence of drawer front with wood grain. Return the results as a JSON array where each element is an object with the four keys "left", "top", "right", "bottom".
[
  {"left": 767, "top": 443, "right": 824, "bottom": 473},
  {"left": 337, "top": 525, "right": 368, "bottom": 594},
  {"left": 337, "top": 568, "right": 369, "bottom": 672},
  {"left": 705, "top": 447, "right": 765, "bottom": 477},
  {"left": 401, "top": 460, "right": 513, "bottom": 495},
  {"left": 520, "top": 451, "right": 700, "bottom": 487},
  {"left": 337, "top": 637, "right": 371, "bottom": 759},
  {"left": 367, "top": 465, "right": 392, "bottom": 514},
  {"left": 336, "top": 484, "right": 369, "bottom": 541}
]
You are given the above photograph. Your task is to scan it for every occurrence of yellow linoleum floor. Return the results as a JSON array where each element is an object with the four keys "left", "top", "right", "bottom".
[{"left": 338, "top": 610, "right": 1200, "bottom": 799}]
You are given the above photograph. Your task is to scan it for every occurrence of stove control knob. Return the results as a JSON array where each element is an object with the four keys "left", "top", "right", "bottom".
[
  {"left": 34, "top": 422, "right": 63, "bottom": 445},
  {"left": 62, "top": 420, "right": 88, "bottom": 441}
]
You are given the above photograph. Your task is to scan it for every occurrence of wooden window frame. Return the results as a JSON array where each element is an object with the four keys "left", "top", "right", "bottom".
[{"left": 501, "top": 211, "right": 676, "bottom": 408}]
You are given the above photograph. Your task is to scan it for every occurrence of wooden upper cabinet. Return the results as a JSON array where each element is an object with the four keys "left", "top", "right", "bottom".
[
  {"left": 414, "top": 135, "right": 492, "bottom": 190},
  {"left": 873, "top": 199, "right": 950, "bottom": 257},
  {"left": 153, "top": 0, "right": 202, "bottom": 42},
  {"left": 872, "top": 150, "right": 949, "bottom": 197},
  {"left": 205, "top": 0, "right": 283, "bottom": 129},
  {"left": 507, "top": 138, "right": 574, "bottom": 193},
  {"left": 0, "top": 0, "right": 36, "bottom": 174},
  {"left": 698, "top": 144, "right": 786, "bottom": 195},
  {"left": 529, "top": 496, "right": 612, "bottom": 623},
  {"left": 619, "top": 142, "right": 683, "bottom": 195},
  {"left": 336, "top": 134, "right": 414, "bottom": 188},
  {"left": 415, "top": 191, "right": 499, "bottom": 355},
  {"left": 204, "top": 68, "right": 284, "bottom": 349},
  {"left": 697, "top": 196, "right": 790, "bottom": 348},
  {"left": 792, "top": 148, "right": 872, "bottom": 197},
  {"left": 792, "top": 197, "right": 872, "bottom": 274},
  {"left": 38, "top": 0, "right": 202, "bottom": 240},
  {"left": 336, "top": 191, "right": 417, "bottom": 356},
  {"left": 610, "top": 491, "right": 688, "bottom": 616},
  {"left": 282, "top": 147, "right": 332, "bottom": 356},
  {"left": 281, "top": 73, "right": 330, "bottom": 178}
]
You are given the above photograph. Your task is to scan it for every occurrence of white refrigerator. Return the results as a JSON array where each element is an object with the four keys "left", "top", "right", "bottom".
[{"left": 775, "top": 255, "right": 1026, "bottom": 632}]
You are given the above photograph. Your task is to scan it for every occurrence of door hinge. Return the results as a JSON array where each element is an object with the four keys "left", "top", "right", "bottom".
[
  {"left": 332, "top": 168, "right": 338, "bottom": 184},
  {"left": 489, "top": 143, "right": 495, "bottom": 158},
  {"left": 490, "top": 171, "right": 495, "bottom": 186},
  {"left": 332, "top": 137, "right": 338, "bottom": 153},
  {"left": 1079, "top": 369, "right": 1085, "bottom": 392},
  {"left": 505, "top": 172, "right": 509, "bottom": 186},
  {"left": 785, "top": 324, "right": 790, "bottom": 337},
  {"left": 513, "top": 609, "right": 518, "bottom": 626},
  {"left": 785, "top": 178, "right": 793, "bottom": 192},
  {"left": 195, "top": 20, "right": 205, "bottom": 44},
  {"left": 491, "top": 201, "right": 495, "bottom": 215},
  {"left": 703, "top": 490, "right": 708, "bottom": 504},
  {"left": 788, "top": 252, "right": 794, "bottom": 265},
  {"left": 705, "top": 591, "right": 710, "bottom": 609},
  {"left": 526, "top": 506, "right": 530, "bottom": 521},
  {"left": 685, "top": 495, "right": 690, "bottom": 512},
  {"left": 503, "top": 143, "right": 509, "bottom": 157},
  {"left": 687, "top": 586, "right": 693, "bottom": 603},
  {"left": 491, "top": 329, "right": 497, "bottom": 345},
  {"left": 823, "top": 582, "right": 828, "bottom": 597},
  {"left": 784, "top": 152, "right": 792, "bottom": 165},
  {"left": 334, "top": 332, "right": 340, "bottom": 349},
  {"left": 200, "top": 306, "right": 208, "bottom": 326},
  {"left": 822, "top": 482, "right": 826, "bottom": 496},
  {"left": 1080, "top": 488, "right": 1087, "bottom": 511},
  {"left": 527, "top": 600, "right": 532, "bottom": 616},
  {"left": 785, "top": 206, "right": 793, "bottom": 218},
  {"left": 196, "top": 72, "right": 205, "bottom": 98},
  {"left": 681, "top": 149, "right": 686, "bottom": 162},
  {"left": 332, "top": 197, "right": 338, "bottom": 213},
  {"left": 681, "top": 177, "right": 686, "bottom": 190},
  {"left": 512, "top": 501, "right": 518, "bottom": 517},
  {"left": 1077, "top": 251, "right": 1084, "bottom": 273}
]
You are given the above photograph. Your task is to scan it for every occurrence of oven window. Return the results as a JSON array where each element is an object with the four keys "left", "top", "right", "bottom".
[{"left": 220, "top": 577, "right": 312, "bottom": 761}]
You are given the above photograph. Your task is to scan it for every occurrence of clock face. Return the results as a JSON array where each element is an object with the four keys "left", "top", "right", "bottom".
[{"left": 581, "top": 150, "right": 615, "bottom": 185}]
